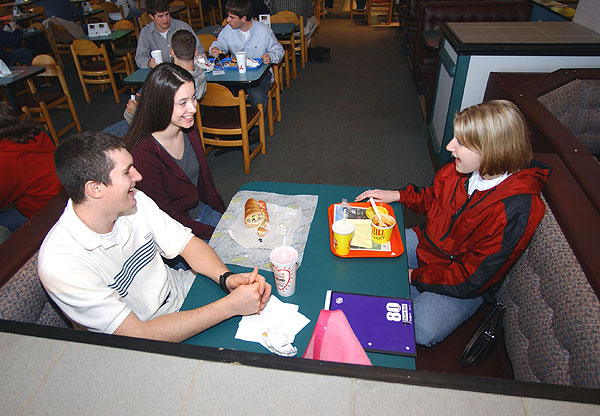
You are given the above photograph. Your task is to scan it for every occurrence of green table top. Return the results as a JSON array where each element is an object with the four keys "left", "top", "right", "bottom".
[
  {"left": 181, "top": 181, "right": 415, "bottom": 370},
  {"left": 124, "top": 62, "right": 270, "bottom": 85}
]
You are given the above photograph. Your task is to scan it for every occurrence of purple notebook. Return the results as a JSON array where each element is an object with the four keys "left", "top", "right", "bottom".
[{"left": 325, "top": 290, "right": 416, "bottom": 357}]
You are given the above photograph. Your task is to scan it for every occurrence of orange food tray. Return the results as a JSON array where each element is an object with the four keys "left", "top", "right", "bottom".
[{"left": 328, "top": 202, "right": 404, "bottom": 258}]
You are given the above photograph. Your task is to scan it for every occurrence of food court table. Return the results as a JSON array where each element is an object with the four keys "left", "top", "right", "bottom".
[
  {"left": 124, "top": 61, "right": 272, "bottom": 91},
  {"left": 0, "top": 65, "right": 44, "bottom": 111},
  {"left": 181, "top": 181, "right": 415, "bottom": 370}
]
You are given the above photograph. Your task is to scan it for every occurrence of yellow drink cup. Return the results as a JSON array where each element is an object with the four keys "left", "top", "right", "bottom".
[
  {"left": 332, "top": 220, "right": 355, "bottom": 256},
  {"left": 371, "top": 214, "right": 396, "bottom": 245}
]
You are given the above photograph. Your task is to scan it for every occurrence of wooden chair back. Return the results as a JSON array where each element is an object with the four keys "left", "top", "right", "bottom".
[
  {"left": 197, "top": 34, "right": 216, "bottom": 52},
  {"left": 271, "top": 11, "right": 306, "bottom": 69},
  {"left": 198, "top": 83, "right": 266, "bottom": 174},
  {"left": 113, "top": 18, "right": 139, "bottom": 40},
  {"left": 101, "top": 2, "right": 125, "bottom": 22},
  {"left": 22, "top": 54, "right": 81, "bottom": 144},
  {"left": 71, "top": 39, "right": 129, "bottom": 103},
  {"left": 47, "top": 22, "right": 75, "bottom": 69},
  {"left": 181, "top": 0, "right": 205, "bottom": 29},
  {"left": 138, "top": 12, "right": 152, "bottom": 28}
]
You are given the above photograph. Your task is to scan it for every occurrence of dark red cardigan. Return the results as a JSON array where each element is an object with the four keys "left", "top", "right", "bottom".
[{"left": 130, "top": 125, "right": 226, "bottom": 240}]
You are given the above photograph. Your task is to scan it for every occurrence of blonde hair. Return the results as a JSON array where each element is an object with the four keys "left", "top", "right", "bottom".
[{"left": 453, "top": 100, "right": 532, "bottom": 176}]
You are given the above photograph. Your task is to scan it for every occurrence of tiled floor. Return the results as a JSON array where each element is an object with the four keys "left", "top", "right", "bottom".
[{"left": 2, "top": 333, "right": 599, "bottom": 415}]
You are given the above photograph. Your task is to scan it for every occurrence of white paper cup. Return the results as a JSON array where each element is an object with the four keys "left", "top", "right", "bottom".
[
  {"left": 151, "top": 50, "right": 163, "bottom": 64},
  {"left": 270, "top": 246, "right": 298, "bottom": 297},
  {"left": 235, "top": 51, "right": 247, "bottom": 73}
]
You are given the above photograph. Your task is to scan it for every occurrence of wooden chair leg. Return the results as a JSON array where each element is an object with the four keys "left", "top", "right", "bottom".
[
  {"left": 267, "top": 92, "right": 274, "bottom": 137},
  {"left": 108, "top": 71, "right": 121, "bottom": 104},
  {"left": 257, "top": 103, "right": 266, "bottom": 155},
  {"left": 283, "top": 52, "right": 290, "bottom": 88},
  {"left": 67, "top": 96, "right": 82, "bottom": 132},
  {"left": 40, "top": 102, "right": 59, "bottom": 144},
  {"left": 241, "top": 129, "right": 251, "bottom": 174}
]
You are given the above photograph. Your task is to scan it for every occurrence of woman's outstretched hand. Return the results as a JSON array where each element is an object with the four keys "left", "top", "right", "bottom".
[{"left": 355, "top": 189, "right": 400, "bottom": 204}]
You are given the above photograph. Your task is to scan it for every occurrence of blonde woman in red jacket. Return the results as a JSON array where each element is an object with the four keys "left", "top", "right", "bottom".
[
  {"left": 357, "top": 100, "right": 551, "bottom": 346},
  {"left": 0, "top": 103, "right": 62, "bottom": 233},
  {"left": 124, "top": 64, "right": 225, "bottom": 243}
]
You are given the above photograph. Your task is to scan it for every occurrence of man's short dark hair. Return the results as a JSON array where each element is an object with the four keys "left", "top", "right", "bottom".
[
  {"left": 147, "top": 0, "right": 170, "bottom": 16},
  {"left": 226, "top": 0, "right": 253, "bottom": 20},
  {"left": 55, "top": 132, "right": 125, "bottom": 204},
  {"left": 171, "top": 30, "right": 196, "bottom": 61}
]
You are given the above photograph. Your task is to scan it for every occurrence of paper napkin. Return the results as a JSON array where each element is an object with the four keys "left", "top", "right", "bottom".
[
  {"left": 235, "top": 296, "right": 310, "bottom": 357},
  {"left": 247, "top": 58, "right": 260, "bottom": 68}
]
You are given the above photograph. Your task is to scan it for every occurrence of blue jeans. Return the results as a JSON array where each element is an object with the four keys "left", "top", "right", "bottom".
[
  {"left": 168, "top": 203, "right": 222, "bottom": 270},
  {"left": 195, "top": 202, "right": 222, "bottom": 233},
  {"left": 405, "top": 228, "right": 483, "bottom": 347},
  {"left": 0, "top": 208, "right": 28, "bottom": 232},
  {"left": 103, "top": 120, "right": 130, "bottom": 138}
]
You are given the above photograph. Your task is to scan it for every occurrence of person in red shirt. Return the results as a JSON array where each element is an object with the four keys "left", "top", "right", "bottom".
[
  {"left": 0, "top": 103, "right": 62, "bottom": 232},
  {"left": 356, "top": 100, "right": 551, "bottom": 346}
]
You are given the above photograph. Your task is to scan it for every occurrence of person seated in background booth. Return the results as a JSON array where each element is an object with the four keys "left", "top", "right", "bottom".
[
  {"left": 209, "top": 0, "right": 284, "bottom": 115},
  {"left": 0, "top": 28, "right": 33, "bottom": 66},
  {"left": 42, "top": 0, "right": 83, "bottom": 22},
  {"left": 124, "top": 63, "right": 224, "bottom": 242},
  {"left": 269, "top": 0, "right": 318, "bottom": 47},
  {"left": 135, "top": 0, "right": 203, "bottom": 69},
  {"left": 0, "top": 103, "right": 62, "bottom": 234},
  {"left": 39, "top": 131, "right": 271, "bottom": 341},
  {"left": 106, "top": 0, "right": 143, "bottom": 21},
  {"left": 104, "top": 30, "right": 207, "bottom": 138},
  {"left": 356, "top": 100, "right": 551, "bottom": 347}
]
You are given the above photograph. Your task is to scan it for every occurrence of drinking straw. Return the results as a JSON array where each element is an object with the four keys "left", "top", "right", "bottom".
[
  {"left": 282, "top": 235, "right": 287, "bottom": 258},
  {"left": 370, "top": 197, "right": 384, "bottom": 225},
  {"left": 343, "top": 208, "right": 347, "bottom": 225}
]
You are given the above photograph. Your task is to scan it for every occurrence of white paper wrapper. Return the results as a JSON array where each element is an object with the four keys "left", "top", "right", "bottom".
[
  {"left": 246, "top": 57, "right": 260, "bottom": 68},
  {"left": 209, "top": 190, "right": 318, "bottom": 271}
]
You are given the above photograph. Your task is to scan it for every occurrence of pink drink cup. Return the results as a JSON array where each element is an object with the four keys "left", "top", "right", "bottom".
[{"left": 270, "top": 246, "right": 298, "bottom": 297}]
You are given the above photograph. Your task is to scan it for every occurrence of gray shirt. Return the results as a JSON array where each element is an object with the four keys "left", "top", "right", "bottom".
[{"left": 135, "top": 18, "right": 204, "bottom": 68}]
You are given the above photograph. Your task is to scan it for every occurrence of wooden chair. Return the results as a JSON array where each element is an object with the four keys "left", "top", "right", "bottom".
[
  {"left": 179, "top": 0, "right": 206, "bottom": 29},
  {"left": 266, "top": 62, "right": 282, "bottom": 137},
  {"left": 370, "top": 0, "right": 394, "bottom": 25},
  {"left": 272, "top": 11, "right": 306, "bottom": 69},
  {"left": 70, "top": 39, "right": 130, "bottom": 104},
  {"left": 138, "top": 12, "right": 152, "bottom": 28},
  {"left": 207, "top": 0, "right": 223, "bottom": 26},
  {"left": 111, "top": 19, "right": 138, "bottom": 74},
  {"left": 47, "top": 21, "right": 76, "bottom": 69},
  {"left": 169, "top": 0, "right": 189, "bottom": 22},
  {"left": 270, "top": 13, "right": 296, "bottom": 83},
  {"left": 19, "top": 55, "right": 81, "bottom": 145},
  {"left": 197, "top": 83, "right": 265, "bottom": 174},
  {"left": 197, "top": 34, "right": 217, "bottom": 56},
  {"left": 29, "top": 6, "right": 47, "bottom": 24},
  {"left": 101, "top": 2, "right": 126, "bottom": 22},
  {"left": 351, "top": 0, "right": 393, "bottom": 25}
]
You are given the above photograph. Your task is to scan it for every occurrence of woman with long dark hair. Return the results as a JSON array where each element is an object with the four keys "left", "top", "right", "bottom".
[
  {"left": 0, "top": 102, "right": 62, "bottom": 232},
  {"left": 123, "top": 63, "right": 225, "bottom": 241}
]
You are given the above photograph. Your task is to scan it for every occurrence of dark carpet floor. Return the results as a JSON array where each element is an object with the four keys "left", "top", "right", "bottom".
[{"left": 44, "top": 8, "right": 435, "bottom": 227}]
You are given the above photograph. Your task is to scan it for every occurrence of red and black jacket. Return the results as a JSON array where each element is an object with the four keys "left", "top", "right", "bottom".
[{"left": 399, "top": 159, "right": 551, "bottom": 299}]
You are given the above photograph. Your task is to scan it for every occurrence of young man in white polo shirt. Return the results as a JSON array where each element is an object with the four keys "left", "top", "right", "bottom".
[{"left": 39, "top": 132, "right": 270, "bottom": 341}]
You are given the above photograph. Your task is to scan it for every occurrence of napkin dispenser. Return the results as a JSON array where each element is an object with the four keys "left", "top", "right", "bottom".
[
  {"left": 259, "top": 14, "right": 271, "bottom": 27},
  {"left": 82, "top": 2, "right": 93, "bottom": 13},
  {"left": 88, "top": 22, "right": 111, "bottom": 37}
]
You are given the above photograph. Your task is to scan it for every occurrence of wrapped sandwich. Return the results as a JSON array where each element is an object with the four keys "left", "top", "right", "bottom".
[{"left": 245, "top": 198, "right": 269, "bottom": 236}]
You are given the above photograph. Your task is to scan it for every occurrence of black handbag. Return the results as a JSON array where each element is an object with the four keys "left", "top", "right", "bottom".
[{"left": 460, "top": 303, "right": 505, "bottom": 367}]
